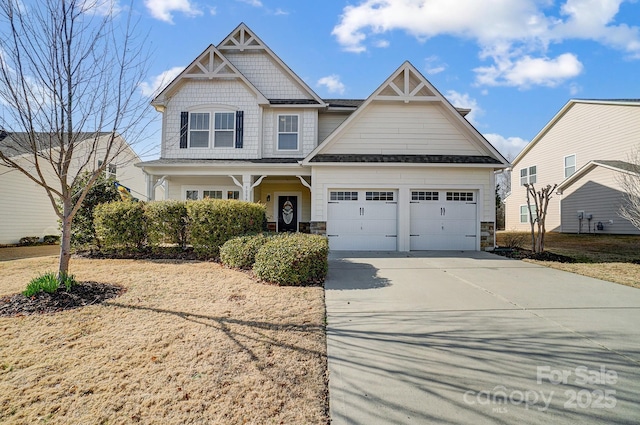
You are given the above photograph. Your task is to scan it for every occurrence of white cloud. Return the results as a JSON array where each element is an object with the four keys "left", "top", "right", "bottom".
[
  {"left": 81, "top": 0, "right": 122, "bottom": 16},
  {"left": 374, "top": 40, "right": 390, "bottom": 48},
  {"left": 332, "top": 0, "right": 640, "bottom": 87},
  {"left": 445, "top": 90, "right": 482, "bottom": 126},
  {"left": 317, "top": 75, "right": 346, "bottom": 95},
  {"left": 424, "top": 55, "right": 447, "bottom": 75},
  {"left": 144, "top": 0, "right": 202, "bottom": 24},
  {"left": 484, "top": 133, "right": 529, "bottom": 158},
  {"left": 139, "top": 66, "right": 185, "bottom": 97},
  {"left": 237, "top": 0, "right": 263, "bottom": 7},
  {"left": 475, "top": 53, "right": 584, "bottom": 87},
  {"left": 274, "top": 8, "right": 289, "bottom": 16}
]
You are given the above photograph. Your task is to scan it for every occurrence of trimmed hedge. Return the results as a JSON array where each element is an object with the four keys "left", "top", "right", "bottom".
[
  {"left": 253, "top": 233, "right": 329, "bottom": 286},
  {"left": 145, "top": 200, "right": 188, "bottom": 249},
  {"left": 187, "top": 199, "right": 266, "bottom": 259},
  {"left": 220, "top": 234, "right": 270, "bottom": 269},
  {"left": 94, "top": 201, "right": 146, "bottom": 250}
]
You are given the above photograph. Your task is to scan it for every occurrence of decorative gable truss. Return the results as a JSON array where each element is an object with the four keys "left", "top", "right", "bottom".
[
  {"left": 218, "top": 25, "right": 265, "bottom": 51},
  {"left": 375, "top": 63, "right": 437, "bottom": 103},
  {"left": 151, "top": 45, "right": 268, "bottom": 111}
]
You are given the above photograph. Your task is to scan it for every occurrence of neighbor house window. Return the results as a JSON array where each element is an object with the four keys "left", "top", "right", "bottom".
[
  {"left": 278, "top": 115, "right": 299, "bottom": 150},
  {"left": 520, "top": 205, "right": 538, "bottom": 223},
  {"left": 186, "top": 190, "right": 199, "bottom": 200},
  {"left": 520, "top": 166, "right": 537, "bottom": 186},
  {"left": 214, "top": 112, "right": 235, "bottom": 147},
  {"left": 564, "top": 154, "right": 576, "bottom": 178},
  {"left": 227, "top": 190, "right": 240, "bottom": 200},
  {"left": 98, "top": 160, "right": 116, "bottom": 178},
  {"left": 189, "top": 112, "right": 210, "bottom": 148}
]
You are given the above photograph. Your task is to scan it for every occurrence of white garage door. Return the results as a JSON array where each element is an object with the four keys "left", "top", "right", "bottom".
[
  {"left": 410, "top": 190, "right": 477, "bottom": 250},
  {"left": 327, "top": 190, "right": 397, "bottom": 251}
]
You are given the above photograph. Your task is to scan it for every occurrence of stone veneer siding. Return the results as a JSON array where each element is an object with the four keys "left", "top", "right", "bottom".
[
  {"left": 310, "top": 221, "right": 326, "bottom": 236},
  {"left": 480, "top": 221, "right": 495, "bottom": 251}
]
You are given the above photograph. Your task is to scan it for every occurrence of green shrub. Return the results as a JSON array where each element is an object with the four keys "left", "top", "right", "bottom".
[
  {"left": 68, "top": 172, "right": 120, "bottom": 249},
  {"left": 145, "top": 201, "right": 188, "bottom": 249},
  {"left": 220, "top": 234, "right": 270, "bottom": 269},
  {"left": 253, "top": 233, "right": 329, "bottom": 286},
  {"left": 43, "top": 235, "right": 60, "bottom": 245},
  {"left": 187, "top": 199, "right": 266, "bottom": 259},
  {"left": 23, "top": 272, "right": 76, "bottom": 296},
  {"left": 18, "top": 236, "right": 40, "bottom": 246},
  {"left": 94, "top": 201, "right": 146, "bottom": 251}
]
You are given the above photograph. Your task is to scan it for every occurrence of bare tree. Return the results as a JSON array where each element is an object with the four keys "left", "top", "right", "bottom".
[
  {"left": 0, "top": 0, "right": 151, "bottom": 282},
  {"left": 618, "top": 148, "right": 640, "bottom": 231},
  {"left": 524, "top": 183, "right": 558, "bottom": 253}
]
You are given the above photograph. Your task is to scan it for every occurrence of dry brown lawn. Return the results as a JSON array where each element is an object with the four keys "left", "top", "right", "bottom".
[
  {"left": 0, "top": 255, "right": 328, "bottom": 424},
  {"left": 497, "top": 232, "right": 640, "bottom": 288}
]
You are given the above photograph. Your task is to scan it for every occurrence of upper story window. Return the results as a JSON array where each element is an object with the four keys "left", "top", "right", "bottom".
[
  {"left": 564, "top": 154, "right": 576, "bottom": 178},
  {"left": 180, "top": 110, "right": 243, "bottom": 149},
  {"left": 520, "top": 165, "right": 537, "bottom": 186},
  {"left": 98, "top": 160, "right": 117, "bottom": 179},
  {"left": 278, "top": 115, "right": 299, "bottom": 150},
  {"left": 189, "top": 112, "right": 210, "bottom": 148},
  {"left": 214, "top": 112, "right": 235, "bottom": 148}
]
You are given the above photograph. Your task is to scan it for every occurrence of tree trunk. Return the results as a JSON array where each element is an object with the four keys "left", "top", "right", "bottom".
[{"left": 58, "top": 198, "right": 73, "bottom": 282}]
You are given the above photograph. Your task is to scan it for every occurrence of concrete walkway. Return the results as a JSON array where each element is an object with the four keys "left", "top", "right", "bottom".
[{"left": 325, "top": 251, "right": 640, "bottom": 425}]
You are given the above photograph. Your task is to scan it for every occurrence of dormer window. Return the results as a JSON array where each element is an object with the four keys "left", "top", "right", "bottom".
[{"left": 277, "top": 115, "right": 298, "bottom": 150}]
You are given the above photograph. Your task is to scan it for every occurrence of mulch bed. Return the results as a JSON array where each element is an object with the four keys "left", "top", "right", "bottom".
[
  {"left": 492, "top": 247, "right": 575, "bottom": 263},
  {"left": 0, "top": 282, "right": 125, "bottom": 317}
]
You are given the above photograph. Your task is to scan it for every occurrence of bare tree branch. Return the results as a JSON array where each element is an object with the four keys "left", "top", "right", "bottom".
[{"left": 0, "top": 0, "right": 151, "bottom": 280}]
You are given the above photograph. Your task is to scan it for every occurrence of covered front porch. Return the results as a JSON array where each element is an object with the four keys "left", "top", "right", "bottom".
[{"left": 137, "top": 159, "right": 313, "bottom": 233}]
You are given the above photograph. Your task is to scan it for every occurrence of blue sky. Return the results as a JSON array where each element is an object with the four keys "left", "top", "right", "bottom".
[{"left": 133, "top": 0, "right": 640, "bottom": 160}]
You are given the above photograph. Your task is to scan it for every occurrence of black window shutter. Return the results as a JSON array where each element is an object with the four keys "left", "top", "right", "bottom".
[
  {"left": 235, "top": 110, "right": 244, "bottom": 148},
  {"left": 179, "top": 112, "right": 189, "bottom": 148}
]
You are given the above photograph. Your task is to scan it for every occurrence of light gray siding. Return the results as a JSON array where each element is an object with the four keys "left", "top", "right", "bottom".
[
  {"left": 318, "top": 112, "right": 350, "bottom": 142},
  {"left": 560, "top": 166, "right": 640, "bottom": 234},
  {"left": 505, "top": 102, "right": 640, "bottom": 232}
]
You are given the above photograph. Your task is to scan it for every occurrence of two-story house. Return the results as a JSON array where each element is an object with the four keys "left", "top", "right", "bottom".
[
  {"left": 0, "top": 132, "right": 146, "bottom": 244},
  {"left": 137, "top": 23, "right": 509, "bottom": 251},
  {"left": 505, "top": 99, "right": 640, "bottom": 234}
]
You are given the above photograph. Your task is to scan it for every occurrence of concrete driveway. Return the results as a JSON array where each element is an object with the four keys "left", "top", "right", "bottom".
[{"left": 325, "top": 251, "right": 640, "bottom": 425}]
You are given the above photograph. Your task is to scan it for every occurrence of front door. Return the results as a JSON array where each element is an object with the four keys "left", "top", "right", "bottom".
[{"left": 278, "top": 196, "right": 298, "bottom": 232}]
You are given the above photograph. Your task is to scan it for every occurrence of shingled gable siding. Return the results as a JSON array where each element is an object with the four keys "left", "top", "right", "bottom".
[
  {"left": 222, "top": 52, "right": 310, "bottom": 99},
  {"left": 162, "top": 80, "right": 259, "bottom": 159}
]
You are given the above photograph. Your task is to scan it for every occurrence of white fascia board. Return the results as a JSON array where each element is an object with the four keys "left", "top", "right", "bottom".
[
  {"left": 308, "top": 162, "right": 506, "bottom": 169},
  {"left": 139, "top": 163, "right": 311, "bottom": 176}
]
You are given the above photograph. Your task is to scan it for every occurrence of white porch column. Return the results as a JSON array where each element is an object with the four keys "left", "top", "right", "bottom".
[{"left": 146, "top": 174, "right": 156, "bottom": 201}]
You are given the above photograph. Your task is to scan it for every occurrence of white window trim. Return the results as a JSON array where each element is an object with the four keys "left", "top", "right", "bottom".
[
  {"left": 564, "top": 154, "right": 576, "bottom": 179},
  {"left": 213, "top": 111, "right": 236, "bottom": 149},
  {"left": 520, "top": 204, "right": 538, "bottom": 223},
  {"left": 276, "top": 114, "right": 300, "bottom": 152},
  {"left": 186, "top": 106, "right": 238, "bottom": 149},
  {"left": 182, "top": 186, "right": 241, "bottom": 201},
  {"left": 520, "top": 165, "right": 537, "bottom": 186}
]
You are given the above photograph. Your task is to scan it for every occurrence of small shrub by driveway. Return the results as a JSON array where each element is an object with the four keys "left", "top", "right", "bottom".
[{"left": 0, "top": 256, "right": 328, "bottom": 424}]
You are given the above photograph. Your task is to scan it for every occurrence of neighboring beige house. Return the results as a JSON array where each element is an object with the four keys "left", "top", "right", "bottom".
[
  {"left": 137, "top": 23, "right": 509, "bottom": 251},
  {"left": 505, "top": 99, "right": 640, "bottom": 234},
  {"left": 0, "top": 132, "right": 146, "bottom": 244}
]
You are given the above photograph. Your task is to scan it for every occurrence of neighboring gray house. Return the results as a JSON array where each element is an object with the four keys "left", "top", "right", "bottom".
[
  {"left": 0, "top": 132, "right": 146, "bottom": 244},
  {"left": 137, "top": 23, "right": 509, "bottom": 251},
  {"left": 505, "top": 99, "right": 640, "bottom": 234}
]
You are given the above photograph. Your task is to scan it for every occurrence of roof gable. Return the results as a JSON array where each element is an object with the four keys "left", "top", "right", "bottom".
[
  {"left": 558, "top": 160, "right": 639, "bottom": 191},
  {"left": 303, "top": 61, "right": 508, "bottom": 166},
  {"left": 512, "top": 99, "right": 640, "bottom": 167},
  {"left": 217, "top": 23, "right": 324, "bottom": 104},
  {"left": 151, "top": 44, "right": 268, "bottom": 110}
]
